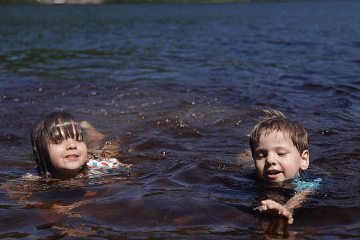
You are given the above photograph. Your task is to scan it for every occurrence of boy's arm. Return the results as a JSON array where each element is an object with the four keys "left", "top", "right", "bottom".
[
  {"left": 284, "top": 189, "right": 312, "bottom": 213},
  {"left": 258, "top": 190, "right": 312, "bottom": 224}
]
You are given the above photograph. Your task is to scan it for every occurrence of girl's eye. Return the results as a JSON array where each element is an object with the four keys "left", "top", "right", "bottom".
[
  {"left": 51, "top": 137, "right": 65, "bottom": 145},
  {"left": 256, "top": 153, "right": 266, "bottom": 159},
  {"left": 75, "top": 137, "right": 84, "bottom": 142},
  {"left": 278, "top": 152, "right": 286, "bottom": 156}
]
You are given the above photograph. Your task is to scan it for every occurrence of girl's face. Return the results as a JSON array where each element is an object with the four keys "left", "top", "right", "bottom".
[
  {"left": 48, "top": 132, "right": 87, "bottom": 175},
  {"left": 253, "top": 130, "right": 309, "bottom": 182}
]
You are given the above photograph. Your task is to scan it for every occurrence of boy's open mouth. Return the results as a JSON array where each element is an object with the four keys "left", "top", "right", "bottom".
[{"left": 266, "top": 170, "right": 281, "bottom": 177}]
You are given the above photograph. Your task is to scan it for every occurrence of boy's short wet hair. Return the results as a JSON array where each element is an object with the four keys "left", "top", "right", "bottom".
[
  {"left": 31, "top": 112, "right": 84, "bottom": 176},
  {"left": 249, "top": 110, "right": 309, "bottom": 157}
]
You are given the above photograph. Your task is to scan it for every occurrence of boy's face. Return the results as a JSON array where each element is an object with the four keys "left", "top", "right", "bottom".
[
  {"left": 253, "top": 130, "right": 309, "bottom": 182},
  {"left": 48, "top": 131, "right": 87, "bottom": 175}
]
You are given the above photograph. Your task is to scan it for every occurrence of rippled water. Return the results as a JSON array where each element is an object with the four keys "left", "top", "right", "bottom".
[{"left": 1, "top": 1, "right": 360, "bottom": 239}]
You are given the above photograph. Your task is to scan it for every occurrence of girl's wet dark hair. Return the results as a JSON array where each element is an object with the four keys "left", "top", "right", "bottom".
[{"left": 31, "top": 112, "right": 84, "bottom": 176}]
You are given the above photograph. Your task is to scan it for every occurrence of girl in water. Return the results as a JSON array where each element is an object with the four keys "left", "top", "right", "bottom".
[
  {"left": 1, "top": 111, "right": 131, "bottom": 225},
  {"left": 24, "top": 111, "right": 127, "bottom": 180}
]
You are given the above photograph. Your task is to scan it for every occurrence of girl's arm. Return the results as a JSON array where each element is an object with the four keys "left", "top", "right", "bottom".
[
  {"left": 80, "top": 121, "right": 105, "bottom": 143},
  {"left": 80, "top": 121, "right": 121, "bottom": 158}
]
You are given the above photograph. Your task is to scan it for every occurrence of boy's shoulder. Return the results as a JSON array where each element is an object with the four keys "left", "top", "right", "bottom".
[{"left": 294, "top": 177, "right": 322, "bottom": 192}]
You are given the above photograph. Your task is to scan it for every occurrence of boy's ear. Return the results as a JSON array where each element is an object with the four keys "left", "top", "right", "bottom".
[{"left": 300, "top": 150, "right": 310, "bottom": 170}]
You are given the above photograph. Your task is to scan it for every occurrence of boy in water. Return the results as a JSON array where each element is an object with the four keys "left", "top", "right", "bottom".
[{"left": 249, "top": 110, "right": 312, "bottom": 226}]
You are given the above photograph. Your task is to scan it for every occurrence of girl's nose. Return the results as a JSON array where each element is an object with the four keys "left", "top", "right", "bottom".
[{"left": 66, "top": 138, "right": 77, "bottom": 150}]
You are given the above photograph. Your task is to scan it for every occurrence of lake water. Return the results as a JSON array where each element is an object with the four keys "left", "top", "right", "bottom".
[{"left": 1, "top": 1, "right": 360, "bottom": 239}]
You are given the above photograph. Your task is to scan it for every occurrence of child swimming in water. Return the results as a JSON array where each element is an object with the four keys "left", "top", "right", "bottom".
[
  {"left": 0, "top": 111, "right": 131, "bottom": 221},
  {"left": 249, "top": 110, "right": 319, "bottom": 229},
  {"left": 26, "top": 111, "right": 126, "bottom": 180}
]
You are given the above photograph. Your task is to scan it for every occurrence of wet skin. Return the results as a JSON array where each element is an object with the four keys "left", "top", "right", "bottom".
[
  {"left": 253, "top": 131, "right": 309, "bottom": 182},
  {"left": 48, "top": 137, "right": 87, "bottom": 175}
]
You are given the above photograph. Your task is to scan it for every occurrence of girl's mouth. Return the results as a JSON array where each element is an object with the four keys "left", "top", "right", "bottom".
[{"left": 65, "top": 154, "right": 80, "bottom": 160}]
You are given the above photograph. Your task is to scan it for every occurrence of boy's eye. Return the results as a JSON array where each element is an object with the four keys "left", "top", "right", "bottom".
[
  {"left": 256, "top": 153, "right": 266, "bottom": 159},
  {"left": 278, "top": 152, "right": 287, "bottom": 156}
]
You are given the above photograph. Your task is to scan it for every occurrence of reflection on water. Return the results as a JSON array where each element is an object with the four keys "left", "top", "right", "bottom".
[{"left": 1, "top": 1, "right": 360, "bottom": 239}]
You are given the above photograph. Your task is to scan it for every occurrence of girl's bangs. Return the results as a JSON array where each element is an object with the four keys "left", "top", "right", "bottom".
[{"left": 47, "top": 119, "right": 83, "bottom": 143}]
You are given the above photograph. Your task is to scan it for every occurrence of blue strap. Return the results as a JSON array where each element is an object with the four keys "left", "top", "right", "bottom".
[{"left": 294, "top": 178, "right": 322, "bottom": 192}]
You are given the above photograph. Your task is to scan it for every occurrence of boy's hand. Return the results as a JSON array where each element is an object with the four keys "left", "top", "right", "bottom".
[{"left": 259, "top": 199, "right": 294, "bottom": 224}]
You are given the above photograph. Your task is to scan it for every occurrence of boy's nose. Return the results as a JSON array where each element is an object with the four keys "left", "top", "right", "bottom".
[{"left": 266, "top": 153, "right": 277, "bottom": 165}]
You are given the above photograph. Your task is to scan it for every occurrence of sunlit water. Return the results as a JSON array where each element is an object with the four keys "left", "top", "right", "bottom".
[{"left": 1, "top": 1, "right": 360, "bottom": 239}]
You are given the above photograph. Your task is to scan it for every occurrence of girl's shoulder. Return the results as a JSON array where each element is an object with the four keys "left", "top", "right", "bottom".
[
  {"left": 86, "top": 157, "right": 131, "bottom": 178},
  {"left": 19, "top": 158, "right": 130, "bottom": 180},
  {"left": 86, "top": 157, "right": 131, "bottom": 169},
  {"left": 20, "top": 172, "right": 41, "bottom": 180}
]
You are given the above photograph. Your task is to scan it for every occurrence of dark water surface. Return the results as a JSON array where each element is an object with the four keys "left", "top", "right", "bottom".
[{"left": 1, "top": 1, "right": 360, "bottom": 239}]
